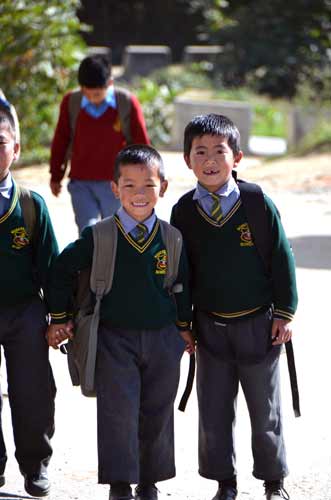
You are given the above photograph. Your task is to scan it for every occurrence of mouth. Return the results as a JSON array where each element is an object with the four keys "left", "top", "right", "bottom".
[
  {"left": 203, "top": 169, "right": 220, "bottom": 176},
  {"left": 132, "top": 202, "right": 149, "bottom": 207}
]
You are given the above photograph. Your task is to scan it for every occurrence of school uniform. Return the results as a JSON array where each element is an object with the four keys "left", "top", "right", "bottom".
[
  {"left": 171, "top": 177, "right": 298, "bottom": 481},
  {"left": 49, "top": 208, "right": 192, "bottom": 484},
  {"left": 0, "top": 174, "right": 58, "bottom": 477}
]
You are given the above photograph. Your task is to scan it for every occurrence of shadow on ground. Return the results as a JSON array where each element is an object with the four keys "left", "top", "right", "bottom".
[{"left": 291, "top": 235, "right": 331, "bottom": 269}]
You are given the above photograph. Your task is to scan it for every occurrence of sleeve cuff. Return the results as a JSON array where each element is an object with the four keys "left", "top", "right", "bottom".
[{"left": 273, "top": 308, "right": 295, "bottom": 321}]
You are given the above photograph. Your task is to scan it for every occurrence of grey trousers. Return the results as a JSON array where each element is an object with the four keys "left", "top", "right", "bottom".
[
  {"left": 196, "top": 308, "right": 288, "bottom": 481},
  {"left": 96, "top": 323, "right": 186, "bottom": 485}
]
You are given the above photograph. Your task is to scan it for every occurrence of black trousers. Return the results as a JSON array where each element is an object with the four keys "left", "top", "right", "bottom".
[
  {"left": 0, "top": 298, "right": 56, "bottom": 476},
  {"left": 96, "top": 323, "right": 186, "bottom": 485}
]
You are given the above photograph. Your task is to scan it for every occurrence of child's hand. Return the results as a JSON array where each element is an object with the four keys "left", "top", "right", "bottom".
[
  {"left": 46, "top": 322, "right": 73, "bottom": 349},
  {"left": 271, "top": 318, "right": 293, "bottom": 345},
  {"left": 180, "top": 330, "right": 196, "bottom": 354}
]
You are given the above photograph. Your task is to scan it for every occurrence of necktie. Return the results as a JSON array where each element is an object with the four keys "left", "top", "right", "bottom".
[
  {"left": 135, "top": 223, "right": 148, "bottom": 244},
  {"left": 210, "top": 193, "right": 223, "bottom": 222}
]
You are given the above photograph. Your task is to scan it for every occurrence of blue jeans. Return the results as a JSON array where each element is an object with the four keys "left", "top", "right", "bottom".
[{"left": 67, "top": 179, "right": 120, "bottom": 234}]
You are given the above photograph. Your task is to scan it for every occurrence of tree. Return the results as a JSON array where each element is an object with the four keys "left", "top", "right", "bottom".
[
  {"left": 0, "top": 0, "right": 87, "bottom": 154},
  {"left": 202, "top": 0, "right": 331, "bottom": 98}
]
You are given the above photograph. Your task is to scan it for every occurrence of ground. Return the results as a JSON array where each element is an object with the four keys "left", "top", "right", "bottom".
[{"left": 2, "top": 151, "right": 331, "bottom": 500}]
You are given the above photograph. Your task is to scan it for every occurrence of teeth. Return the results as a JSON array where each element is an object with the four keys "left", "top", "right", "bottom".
[{"left": 132, "top": 202, "right": 148, "bottom": 207}]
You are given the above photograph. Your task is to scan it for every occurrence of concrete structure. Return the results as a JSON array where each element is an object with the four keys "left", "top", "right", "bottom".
[
  {"left": 288, "top": 106, "right": 331, "bottom": 147},
  {"left": 171, "top": 97, "right": 252, "bottom": 154},
  {"left": 183, "top": 45, "right": 223, "bottom": 66},
  {"left": 87, "top": 45, "right": 112, "bottom": 61},
  {"left": 123, "top": 45, "right": 171, "bottom": 79}
]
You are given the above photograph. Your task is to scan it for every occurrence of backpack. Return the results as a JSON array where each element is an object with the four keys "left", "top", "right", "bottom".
[
  {"left": 17, "top": 185, "right": 37, "bottom": 245},
  {"left": 64, "top": 87, "right": 133, "bottom": 167},
  {"left": 65, "top": 216, "right": 183, "bottom": 397},
  {"left": 235, "top": 171, "right": 300, "bottom": 417}
]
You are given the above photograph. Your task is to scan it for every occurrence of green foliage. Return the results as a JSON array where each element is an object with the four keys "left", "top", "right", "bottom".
[
  {"left": 0, "top": 0, "right": 88, "bottom": 159},
  {"left": 294, "top": 120, "right": 331, "bottom": 154}
]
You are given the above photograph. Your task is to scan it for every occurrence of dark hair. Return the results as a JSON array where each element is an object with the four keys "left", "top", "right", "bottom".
[
  {"left": 114, "top": 144, "right": 165, "bottom": 182},
  {"left": 0, "top": 105, "right": 16, "bottom": 139},
  {"left": 78, "top": 54, "right": 112, "bottom": 88},
  {"left": 184, "top": 113, "right": 241, "bottom": 156}
]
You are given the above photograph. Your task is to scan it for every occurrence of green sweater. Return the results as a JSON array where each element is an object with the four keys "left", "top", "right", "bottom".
[
  {"left": 171, "top": 190, "right": 298, "bottom": 321},
  {"left": 0, "top": 181, "right": 59, "bottom": 309},
  {"left": 50, "top": 218, "right": 192, "bottom": 330}
]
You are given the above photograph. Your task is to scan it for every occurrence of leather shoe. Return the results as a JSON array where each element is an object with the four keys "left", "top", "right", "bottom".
[
  {"left": 109, "top": 482, "right": 133, "bottom": 500},
  {"left": 135, "top": 484, "right": 158, "bottom": 500},
  {"left": 24, "top": 472, "right": 50, "bottom": 497},
  {"left": 212, "top": 486, "right": 238, "bottom": 500},
  {"left": 0, "top": 474, "right": 5, "bottom": 487}
]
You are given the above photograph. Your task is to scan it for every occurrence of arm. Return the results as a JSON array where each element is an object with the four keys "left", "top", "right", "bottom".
[
  {"left": 129, "top": 94, "right": 150, "bottom": 145},
  {"left": 49, "top": 93, "right": 72, "bottom": 193}
]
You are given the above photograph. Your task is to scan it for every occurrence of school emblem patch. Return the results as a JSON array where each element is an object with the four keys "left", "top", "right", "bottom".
[
  {"left": 154, "top": 249, "right": 167, "bottom": 274},
  {"left": 236, "top": 223, "right": 254, "bottom": 247},
  {"left": 113, "top": 115, "right": 121, "bottom": 133},
  {"left": 11, "top": 227, "right": 30, "bottom": 249}
]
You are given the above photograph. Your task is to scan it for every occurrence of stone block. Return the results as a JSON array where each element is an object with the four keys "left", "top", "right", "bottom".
[
  {"left": 87, "top": 46, "right": 112, "bottom": 61},
  {"left": 123, "top": 45, "right": 171, "bottom": 79},
  {"left": 183, "top": 45, "right": 223, "bottom": 66},
  {"left": 171, "top": 97, "right": 252, "bottom": 153},
  {"left": 288, "top": 106, "right": 331, "bottom": 146}
]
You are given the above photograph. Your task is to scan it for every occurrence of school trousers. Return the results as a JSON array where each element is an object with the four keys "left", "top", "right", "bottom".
[
  {"left": 196, "top": 308, "right": 288, "bottom": 482},
  {"left": 67, "top": 179, "right": 120, "bottom": 234},
  {"left": 0, "top": 298, "right": 56, "bottom": 476},
  {"left": 96, "top": 323, "right": 186, "bottom": 485}
]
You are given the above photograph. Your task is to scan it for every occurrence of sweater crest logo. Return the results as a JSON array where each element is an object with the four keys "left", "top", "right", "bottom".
[
  {"left": 11, "top": 227, "right": 30, "bottom": 249},
  {"left": 236, "top": 223, "right": 254, "bottom": 247},
  {"left": 113, "top": 116, "right": 121, "bottom": 133},
  {"left": 154, "top": 249, "right": 167, "bottom": 274}
]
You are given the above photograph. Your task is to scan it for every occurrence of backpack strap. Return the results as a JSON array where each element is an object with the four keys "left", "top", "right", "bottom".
[
  {"left": 82, "top": 216, "right": 118, "bottom": 392},
  {"left": 64, "top": 90, "right": 82, "bottom": 167},
  {"left": 235, "top": 172, "right": 300, "bottom": 417},
  {"left": 114, "top": 87, "right": 132, "bottom": 144},
  {"left": 17, "top": 185, "right": 37, "bottom": 245},
  {"left": 159, "top": 220, "right": 183, "bottom": 291}
]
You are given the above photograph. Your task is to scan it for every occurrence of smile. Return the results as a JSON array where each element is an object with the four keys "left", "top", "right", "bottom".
[
  {"left": 203, "top": 169, "right": 220, "bottom": 175},
  {"left": 132, "top": 202, "right": 148, "bottom": 207}
]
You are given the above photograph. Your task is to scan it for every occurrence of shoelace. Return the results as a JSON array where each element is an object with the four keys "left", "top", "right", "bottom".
[{"left": 264, "top": 482, "right": 290, "bottom": 500}]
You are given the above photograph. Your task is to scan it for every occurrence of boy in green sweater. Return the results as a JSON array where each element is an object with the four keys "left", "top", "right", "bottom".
[
  {"left": 0, "top": 98, "right": 58, "bottom": 496},
  {"left": 171, "top": 114, "right": 298, "bottom": 500},
  {"left": 46, "top": 144, "right": 194, "bottom": 500}
]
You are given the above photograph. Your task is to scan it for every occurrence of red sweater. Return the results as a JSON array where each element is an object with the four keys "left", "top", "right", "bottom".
[{"left": 50, "top": 91, "right": 150, "bottom": 182}]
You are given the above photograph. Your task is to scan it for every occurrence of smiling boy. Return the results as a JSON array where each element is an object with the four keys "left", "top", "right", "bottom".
[
  {"left": 171, "top": 114, "right": 298, "bottom": 500},
  {"left": 46, "top": 144, "right": 194, "bottom": 500}
]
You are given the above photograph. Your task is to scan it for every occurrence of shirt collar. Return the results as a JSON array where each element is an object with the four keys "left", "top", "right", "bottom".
[
  {"left": 193, "top": 175, "right": 239, "bottom": 200},
  {"left": 117, "top": 207, "right": 157, "bottom": 234},
  {"left": 0, "top": 172, "right": 13, "bottom": 199},
  {"left": 81, "top": 85, "right": 117, "bottom": 110}
]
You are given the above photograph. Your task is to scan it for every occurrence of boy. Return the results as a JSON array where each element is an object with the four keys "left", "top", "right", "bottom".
[
  {"left": 171, "top": 114, "right": 298, "bottom": 500},
  {"left": 46, "top": 144, "right": 195, "bottom": 500},
  {"left": 49, "top": 54, "right": 150, "bottom": 234},
  {"left": 0, "top": 99, "right": 58, "bottom": 496}
]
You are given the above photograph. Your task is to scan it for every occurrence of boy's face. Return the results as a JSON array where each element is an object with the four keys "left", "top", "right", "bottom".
[
  {"left": 111, "top": 163, "right": 168, "bottom": 222},
  {"left": 81, "top": 78, "right": 113, "bottom": 106},
  {"left": 0, "top": 123, "right": 19, "bottom": 181},
  {"left": 184, "top": 134, "right": 243, "bottom": 192}
]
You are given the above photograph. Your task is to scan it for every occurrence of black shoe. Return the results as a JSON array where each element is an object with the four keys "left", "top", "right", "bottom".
[
  {"left": 135, "top": 484, "right": 158, "bottom": 500},
  {"left": 264, "top": 480, "right": 290, "bottom": 500},
  {"left": 109, "top": 482, "right": 134, "bottom": 500},
  {"left": 0, "top": 474, "right": 5, "bottom": 487},
  {"left": 212, "top": 486, "right": 238, "bottom": 500},
  {"left": 24, "top": 472, "right": 50, "bottom": 497}
]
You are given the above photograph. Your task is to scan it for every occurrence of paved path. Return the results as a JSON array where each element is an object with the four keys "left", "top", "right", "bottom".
[{"left": 2, "top": 153, "right": 331, "bottom": 499}]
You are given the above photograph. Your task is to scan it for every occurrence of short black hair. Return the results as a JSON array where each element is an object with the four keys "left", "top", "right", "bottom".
[
  {"left": 78, "top": 54, "right": 112, "bottom": 88},
  {"left": 184, "top": 113, "right": 241, "bottom": 156},
  {"left": 0, "top": 105, "right": 16, "bottom": 140},
  {"left": 114, "top": 144, "right": 165, "bottom": 182}
]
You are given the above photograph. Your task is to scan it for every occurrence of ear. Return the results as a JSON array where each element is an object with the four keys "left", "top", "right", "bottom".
[
  {"left": 159, "top": 179, "right": 168, "bottom": 198},
  {"left": 111, "top": 180, "right": 120, "bottom": 198},
  {"left": 184, "top": 154, "right": 192, "bottom": 169},
  {"left": 234, "top": 150, "right": 243, "bottom": 168},
  {"left": 13, "top": 142, "right": 20, "bottom": 161}
]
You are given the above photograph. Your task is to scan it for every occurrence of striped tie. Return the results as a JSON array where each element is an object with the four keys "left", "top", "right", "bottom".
[
  {"left": 135, "top": 223, "right": 148, "bottom": 244},
  {"left": 210, "top": 193, "right": 223, "bottom": 222}
]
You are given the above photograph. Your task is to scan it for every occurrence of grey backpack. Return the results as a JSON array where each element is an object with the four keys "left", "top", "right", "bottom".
[{"left": 66, "top": 216, "right": 183, "bottom": 397}]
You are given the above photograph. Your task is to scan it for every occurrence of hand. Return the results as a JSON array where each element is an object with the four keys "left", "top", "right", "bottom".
[
  {"left": 180, "top": 330, "right": 196, "bottom": 354},
  {"left": 46, "top": 322, "right": 74, "bottom": 349},
  {"left": 271, "top": 318, "right": 293, "bottom": 345},
  {"left": 50, "top": 180, "right": 62, "bottom": 197}
]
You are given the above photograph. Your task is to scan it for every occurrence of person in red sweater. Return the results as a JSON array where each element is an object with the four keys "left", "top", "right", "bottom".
[{"left": 49, "top": 54, "right": 150, "bottom": 234}]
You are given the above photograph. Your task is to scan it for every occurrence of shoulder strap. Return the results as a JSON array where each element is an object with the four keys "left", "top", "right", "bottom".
[
  {"left": 114, "top": 87, "right": 132, "bottom": 145},
  {"left": 17, "top": 185, "right": 37, "bottom": 244},
  {"left": 64, "top": 90, "right": 83, "bottom": 165},
  {"left": 90, "top": 216, "right": 118, "bottom": 298},
  {"left": 236, "top": 177, "right": 272, "bottom": 275},
  {"left": 159, "top": 220, "right": 183, "bottom": 291}
]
